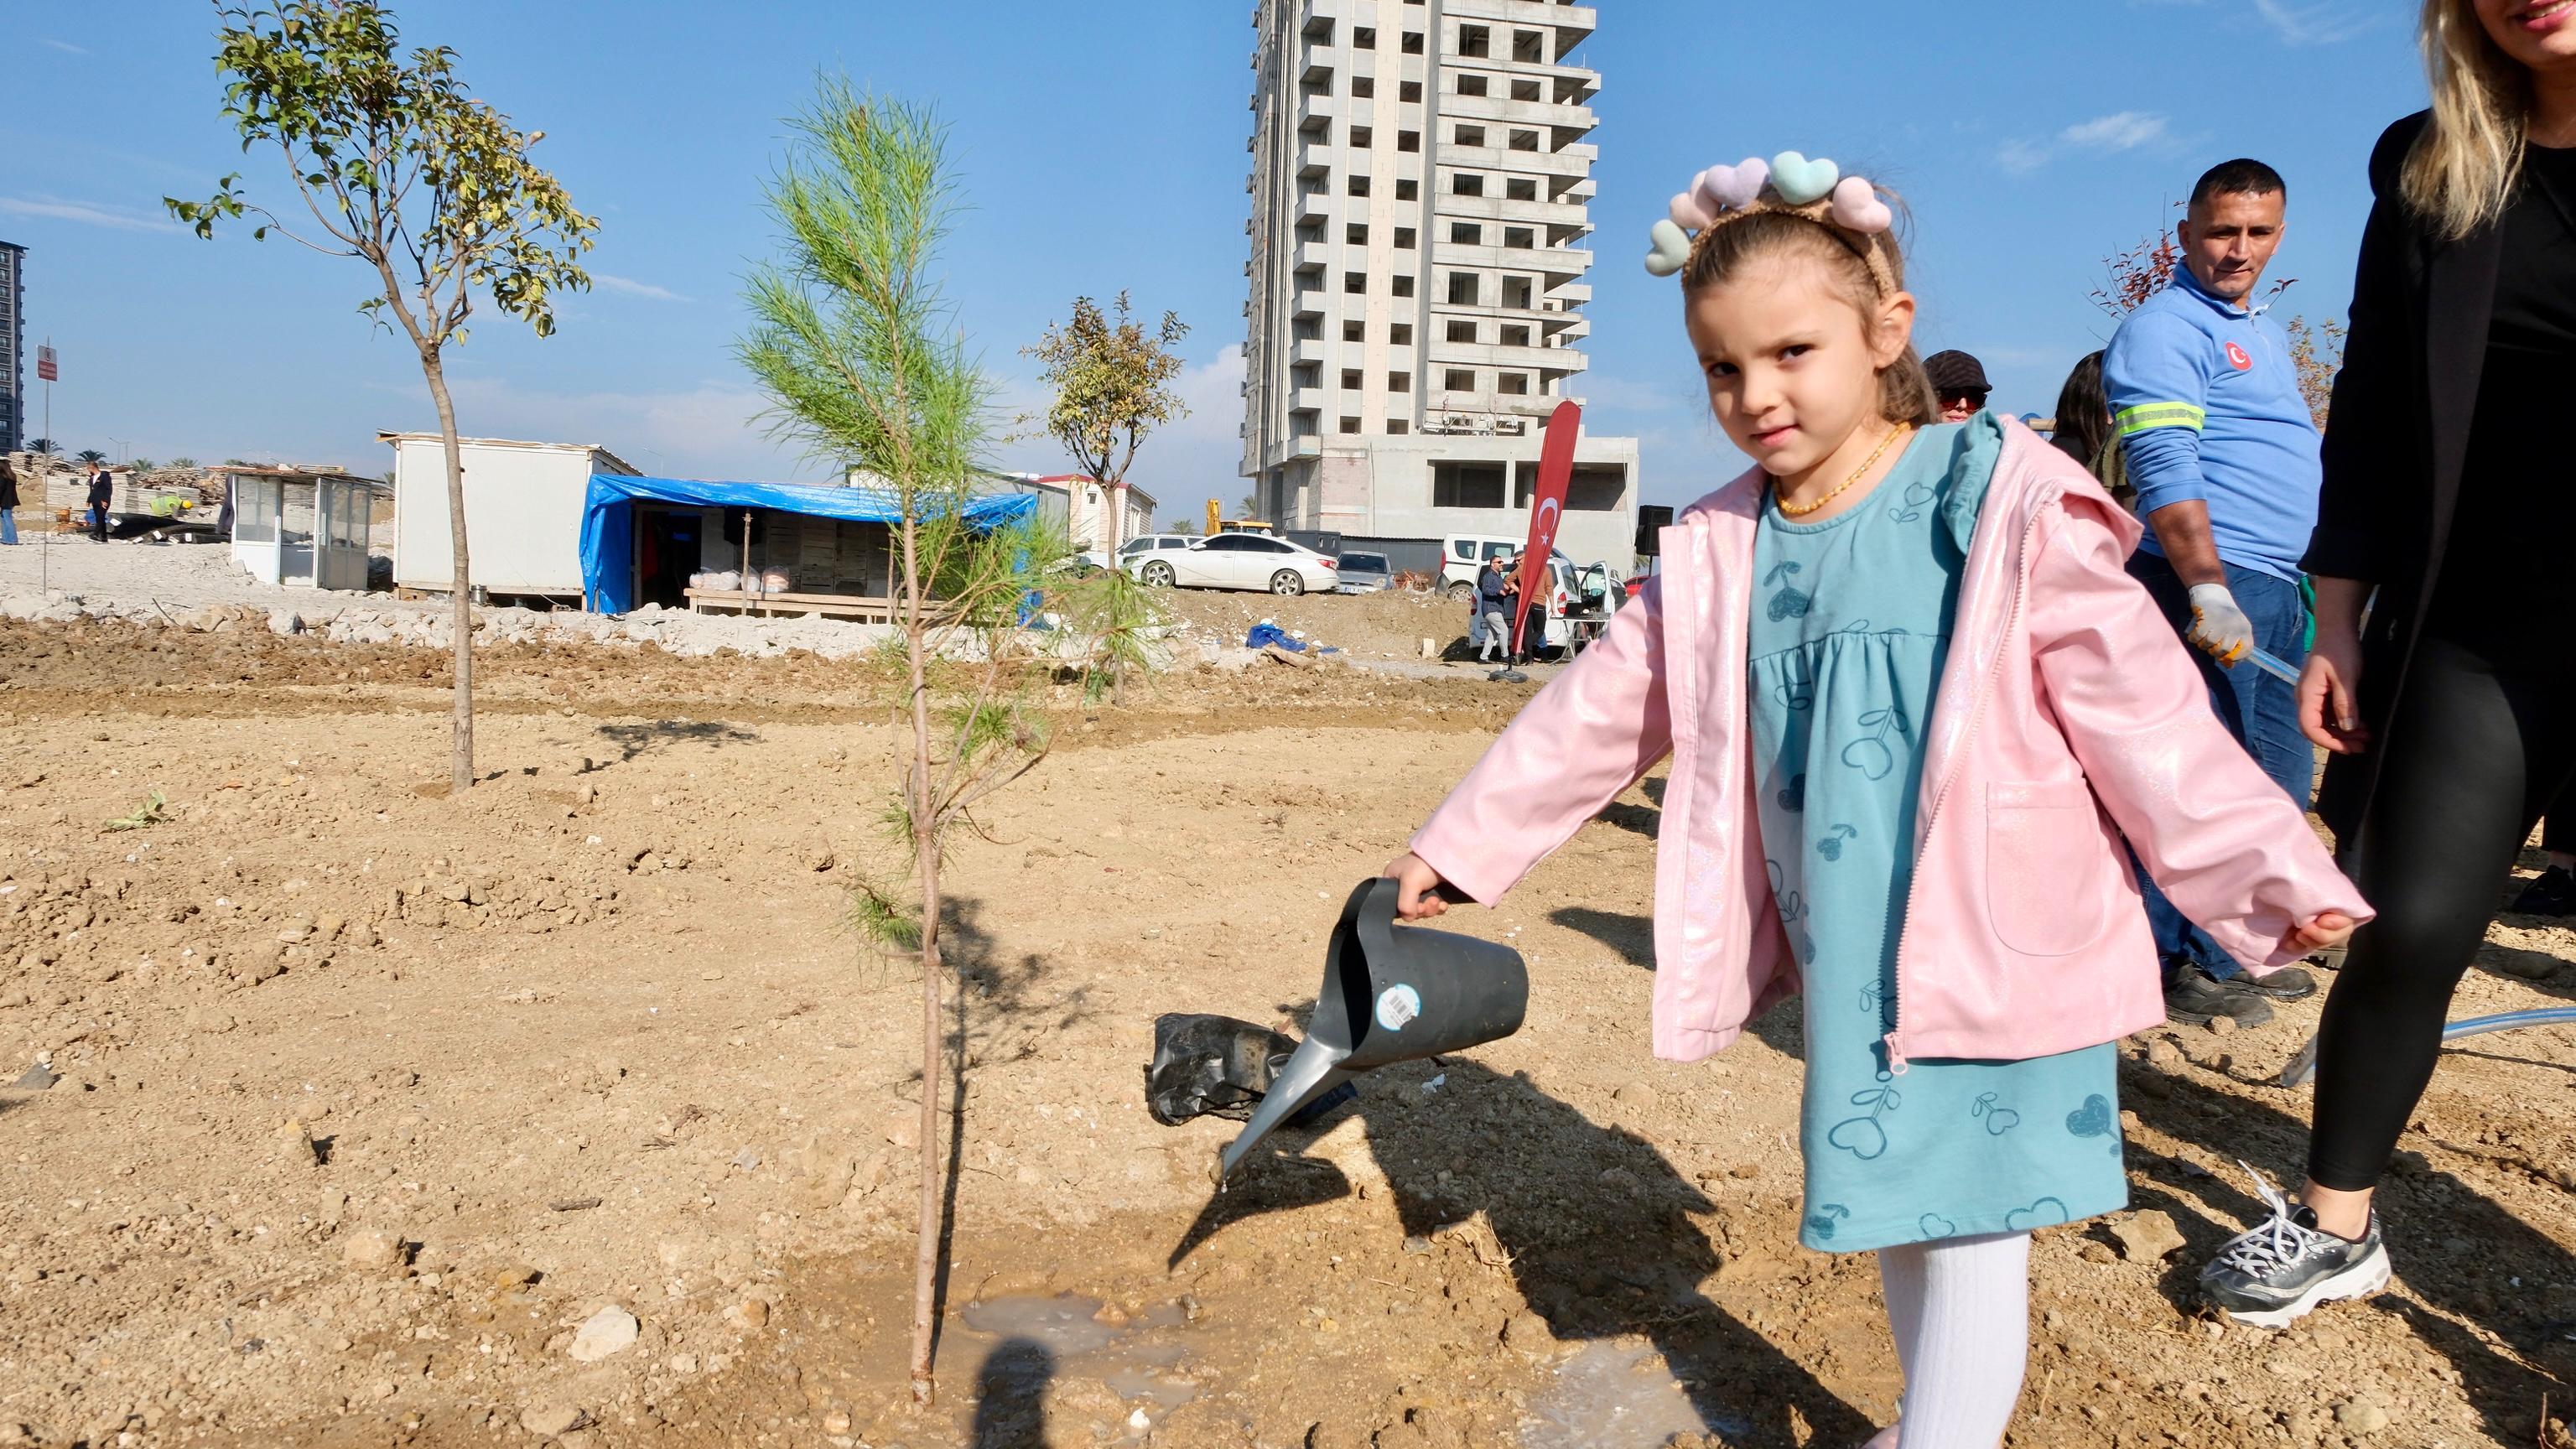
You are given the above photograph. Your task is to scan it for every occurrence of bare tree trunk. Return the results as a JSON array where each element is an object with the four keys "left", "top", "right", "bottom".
[
  {"left": 422, "top": 350, "right": 474, "bottom": 793},
  {"left": 902, "top": 510, "right": 943, "bottom": 1408}
]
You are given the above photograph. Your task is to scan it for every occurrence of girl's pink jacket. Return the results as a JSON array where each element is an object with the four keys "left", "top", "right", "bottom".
[{"left": 1410, "top": 418, "right": 2369, "bottom": 1068}]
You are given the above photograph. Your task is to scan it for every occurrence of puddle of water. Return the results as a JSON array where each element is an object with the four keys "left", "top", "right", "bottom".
[
  {"left": 958, "top": 1293, "right": 1122, "bottom": 1355},
  {"left": 956, "top": 1295, "right": 1207, "bottom": 1423},
  {"left": 1519, "top": 1341, "right": 1748, "bottom": 1448}
]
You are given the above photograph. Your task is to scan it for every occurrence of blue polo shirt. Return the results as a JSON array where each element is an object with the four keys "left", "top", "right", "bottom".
[{"left": 2102, "top": 266, "right": 2321, "bottom": 579}]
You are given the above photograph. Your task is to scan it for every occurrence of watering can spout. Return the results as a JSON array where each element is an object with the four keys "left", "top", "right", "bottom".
[{"left": 1215, "top": 877, "right": 1526, "bottom": 1180}]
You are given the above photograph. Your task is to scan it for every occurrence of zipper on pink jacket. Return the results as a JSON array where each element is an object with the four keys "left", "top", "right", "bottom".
[{"left": 1883, "top": 491, "right": 2054, "bottom": 1075}]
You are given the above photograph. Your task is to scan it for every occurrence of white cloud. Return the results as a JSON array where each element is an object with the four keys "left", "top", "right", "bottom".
[
  {"left": 2249, "top": 0, "right": 2376, "bottom": 45},
  {"left": 0, "top": 194, "right": 180, "bottom": 233},
  {"left": 38, "top": 39, "right": 88, "bottom": 55},
  {"left": 1997, "top": 111, "right": 2174, "bottom": 174},
  {"left": 424, "top": 375, "right": 796, "bottom": 480},
  {"left": 591, "top": 273, "right": 689, "bottom": 303},
  {"left": 2060, "top": 112, "right": 2170, "bottom": 153}
]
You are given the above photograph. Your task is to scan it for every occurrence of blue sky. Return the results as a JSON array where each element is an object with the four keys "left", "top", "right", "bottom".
[{"left": 4, "top": 0, "right": 2423, "bottom": 515}]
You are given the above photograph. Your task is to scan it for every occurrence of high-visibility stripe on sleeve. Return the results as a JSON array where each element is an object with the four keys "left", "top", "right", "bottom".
[{"left": 2115, "top": 402, "right": 2205, "bottom": 435}]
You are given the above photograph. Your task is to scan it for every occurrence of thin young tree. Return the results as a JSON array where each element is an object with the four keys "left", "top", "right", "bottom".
[
  {"left": 736, "top": 80, "right": 1052, "bottom": 1409},
  {"left": 168, "top": 0, "right": 595, "bottom": 792},
  {"left": 1023, "top": 292, "right": 1189, "bottom": 559}
]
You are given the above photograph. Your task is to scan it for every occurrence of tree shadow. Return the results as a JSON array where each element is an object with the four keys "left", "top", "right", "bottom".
[
  {"left": 902, "top": 895, "right": 1096, "bottom": 1371},
  {"left": 2115, "top": 1053, "right": 2575, "bottom": 1440},
  {"left": 1172, "top": 1057, "right": 1872, "bottom": 1446},
  {"left": 1543, "top": 906, "right": 1803, "bottom": 1060},
  {"left": 1550, "top": 906, "right": 1654, "bottom": 969},
  {"left": 591, "top": 719, "right": 761, "bottom": 763},
  {"left": 969, "top": 1336, "right": 1056, "bottom": 1448}
]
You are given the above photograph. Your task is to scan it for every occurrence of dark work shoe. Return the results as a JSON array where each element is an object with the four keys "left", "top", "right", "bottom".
[
  {"left": 2511, "top": 865, "right": 2576, "bottom": 917},
  {"left": 2199, "top": 1166, "right": 2391, "bottom": 1329},
  {"left": 2231, "top": 965, "right": 2317, "bottom": 1002},
  {"left": 2165, "top": 963, "right": 2274, "bottom": 1028}
]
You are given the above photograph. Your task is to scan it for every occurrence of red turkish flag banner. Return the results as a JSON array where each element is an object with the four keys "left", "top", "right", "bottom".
[{"left": 1509, "top": 400, "right": 1581, "bottom": 656}]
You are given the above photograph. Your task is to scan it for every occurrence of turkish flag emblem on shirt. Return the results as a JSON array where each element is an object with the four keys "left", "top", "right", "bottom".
[{"left": 2225, "top": 341, "right": 2253, "bottom": 371}]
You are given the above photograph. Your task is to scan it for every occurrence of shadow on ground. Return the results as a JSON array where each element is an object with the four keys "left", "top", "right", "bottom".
[{"left": 1171, "top": 1056, "right": 1872, "bottom": 1447}]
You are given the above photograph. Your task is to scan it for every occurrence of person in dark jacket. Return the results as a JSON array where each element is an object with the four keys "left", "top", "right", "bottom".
[
  {"left": 1475, "top": 554, "right": 1510, "bottom": 663},
  {"left": 2194, "top": 0, "right": 2576, "bottom": 1331},
  {"left": 84, "top": 462, "right": 112, "bottom": 543},
  {"left": 0, "top": 459, "right": 18, "bottom": 545}
]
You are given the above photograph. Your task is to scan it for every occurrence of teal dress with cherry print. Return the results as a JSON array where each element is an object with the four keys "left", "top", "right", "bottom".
[{"left": 1748, "top": 416, "right": 2127, "bottom": 1254}]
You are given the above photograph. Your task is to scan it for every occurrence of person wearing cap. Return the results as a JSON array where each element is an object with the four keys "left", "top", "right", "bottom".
[
  {"left": 1923, "top": 350, "right": 1991, "bottom": 423},
  {"left": 2103, "top": 157, "right": 2322, "bottom": 1031}
]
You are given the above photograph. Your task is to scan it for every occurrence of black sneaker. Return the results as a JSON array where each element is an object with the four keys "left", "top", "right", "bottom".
[
  {"left": 2199, "top": 1165, "right": 2391, "bottom": 1328},
  {"left": 2512, "top": 865, "right": 2576, "bottom": 917},
  {"left": 2165, "top": 962, "right": 2274, "bottom": 1028},
  {"left": 2231, "top": 965, "right": 2317, "bottom": 1002}
]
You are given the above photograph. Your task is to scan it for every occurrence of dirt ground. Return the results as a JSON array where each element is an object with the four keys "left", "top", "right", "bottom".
[{"left": 0, "top": 600, "right": 2572, "bottom": 1449}]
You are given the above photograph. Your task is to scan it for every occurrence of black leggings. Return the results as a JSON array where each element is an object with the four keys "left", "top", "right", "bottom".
[{"left": 2309, "top": 634, "right": 2576, "bottom": 1192}]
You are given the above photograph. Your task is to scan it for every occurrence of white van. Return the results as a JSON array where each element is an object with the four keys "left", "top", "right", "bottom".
[{"left": 1441, "top": 533, "right": 1535, "bottom": 598}]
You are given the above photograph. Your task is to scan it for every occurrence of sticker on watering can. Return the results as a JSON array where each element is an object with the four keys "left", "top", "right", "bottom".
[{"left": 1374, "top": 984, "right": 1422, "bottom": 1031}]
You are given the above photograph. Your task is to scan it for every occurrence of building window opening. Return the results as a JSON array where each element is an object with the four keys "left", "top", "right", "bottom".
[
  {"left": 1446, "top": 319, "right": 1478, "bottom": 343},
  {"left": 1446, "top": 272, "right": 1481, "bottom": 305},
  {"left": 1458, "top": 24, "right": 1490, "bottom": 57},
  {"left": 1431, "top": 461, "right": 1507, "bottom": 509}
]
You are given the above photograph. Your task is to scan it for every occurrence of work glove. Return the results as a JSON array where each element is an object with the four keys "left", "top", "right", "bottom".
[{"left": 2184, "top": 583, "right": 2255, "bottom": 666}]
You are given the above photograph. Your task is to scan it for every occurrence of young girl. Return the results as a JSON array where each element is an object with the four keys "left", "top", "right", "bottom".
[{"left": 1381, "top": 154, "right": 2369, "bottom": 1446}]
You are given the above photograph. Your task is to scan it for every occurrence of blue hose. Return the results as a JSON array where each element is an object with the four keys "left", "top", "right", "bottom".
[{"left": 2279, "top": 1006, "right": 2576, "bottom": 1088}]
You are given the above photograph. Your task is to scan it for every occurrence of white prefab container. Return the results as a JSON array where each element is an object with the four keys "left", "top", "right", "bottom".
[{"left": 383, "top": 434, "right": 638, "bottom": 600}]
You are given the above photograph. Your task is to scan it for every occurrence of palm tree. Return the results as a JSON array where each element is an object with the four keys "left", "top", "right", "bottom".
[
  {"left": 27, "top": 439, "right": 58, "bottom": 456},
  {"left": 168, "top": 456, "right": 200, "bottom": 470},
  {"left": 131, "top": 458, "right": 158, "bottom": 474},
  {"left": 74, "top": 449, "right": 106, "bottom": 465}
]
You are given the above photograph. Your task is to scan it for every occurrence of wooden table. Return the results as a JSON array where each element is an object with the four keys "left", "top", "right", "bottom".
[{"left": 682, "top": 587, "right": 896, "bottom": 622}]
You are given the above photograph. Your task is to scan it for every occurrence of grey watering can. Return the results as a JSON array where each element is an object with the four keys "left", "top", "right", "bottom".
[{"left": 1216, "top": 877, "right": 1528, "bottom": 1180}]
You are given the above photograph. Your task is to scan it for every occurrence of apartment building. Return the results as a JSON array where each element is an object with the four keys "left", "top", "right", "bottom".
[{"left": 1238, "top": 0, "right": 1640, "bottom": 571}]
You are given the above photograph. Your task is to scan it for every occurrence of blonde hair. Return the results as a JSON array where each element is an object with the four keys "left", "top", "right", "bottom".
[
  {"left": 1681, "top": 210, "right": 1938, "bottom": 428},
  {"left": 2403, "top": 0, "right": 2533, "bottom": 240}
]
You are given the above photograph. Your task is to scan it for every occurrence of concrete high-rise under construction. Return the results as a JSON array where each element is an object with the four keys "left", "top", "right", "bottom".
[
  {"left": 1237, "top": 0, "right": 1638, "bottom": 572},
  {"left": 0, "top": 241, "right": 23, "bottom": 455}
]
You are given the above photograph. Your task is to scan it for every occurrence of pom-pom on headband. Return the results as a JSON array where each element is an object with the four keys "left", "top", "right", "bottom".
[{"left": 1644, "top": 151, "right": 1897, "bottom": 294}]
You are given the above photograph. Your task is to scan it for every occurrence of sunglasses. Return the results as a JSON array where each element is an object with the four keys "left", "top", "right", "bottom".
[{"left": 1939, "top": 389, "right": 1990, "bottom": 405}]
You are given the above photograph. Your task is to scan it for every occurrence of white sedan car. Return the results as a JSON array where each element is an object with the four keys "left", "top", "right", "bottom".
[{"left": 1125, "top": 532, "right": 1339, "bottom": 595}]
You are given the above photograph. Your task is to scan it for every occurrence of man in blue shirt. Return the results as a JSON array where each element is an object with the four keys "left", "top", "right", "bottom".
[{"left": 2105, "top": 158, "right": 2321, "bottom": 1030}]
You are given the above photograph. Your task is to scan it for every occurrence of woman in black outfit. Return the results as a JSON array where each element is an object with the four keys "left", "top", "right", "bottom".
[{"left": 2197, "top": 0, "right": 2576, "bottom": 1328}]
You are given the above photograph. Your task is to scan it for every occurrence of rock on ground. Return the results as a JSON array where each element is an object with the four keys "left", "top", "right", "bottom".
[{"left": 567, "top": 1305, "right": 639, "bottom": 1362}]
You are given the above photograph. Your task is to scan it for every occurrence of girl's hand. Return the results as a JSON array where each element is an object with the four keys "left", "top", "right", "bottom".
[
  {"left": 2284, "top": 911, "right": 2357, "bottom": 955},
  {"left": 1381, "top": 853, "right": 1453, "bottom": 920},
  {"left": 2298, "top": 625, "right": 2369, "bottom": 755}
]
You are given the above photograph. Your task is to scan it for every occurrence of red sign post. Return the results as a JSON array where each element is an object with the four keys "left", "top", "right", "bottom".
[
  {"left": 35, "top": 345, "right": 56, "bottom": 382},
  {"left": 1507, "top": 400, "right": 1581, "bottom": 657}
]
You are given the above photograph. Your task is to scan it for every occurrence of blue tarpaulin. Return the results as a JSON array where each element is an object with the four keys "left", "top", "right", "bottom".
[{"left": 579, "top": 474, "right": 1036, "bottom": 614}]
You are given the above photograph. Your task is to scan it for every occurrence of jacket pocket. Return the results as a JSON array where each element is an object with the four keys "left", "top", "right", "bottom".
[{"left": 1986, "top": 781, "right": 2109, "bottom": 957}]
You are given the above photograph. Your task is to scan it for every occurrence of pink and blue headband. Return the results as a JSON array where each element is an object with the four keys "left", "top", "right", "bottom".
[{"left": 1644, "top": 151, "right": 1897, "bottom": 293}]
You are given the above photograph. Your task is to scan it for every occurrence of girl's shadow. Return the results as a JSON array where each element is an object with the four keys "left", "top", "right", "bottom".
[{"left": 1172, "top": 1059, "right": 1873, "bottom": 1446}]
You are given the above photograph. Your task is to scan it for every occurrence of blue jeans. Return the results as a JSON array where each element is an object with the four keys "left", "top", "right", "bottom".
[
  {"left": 2126, "top": 552, "right": 2313, "bottom": 983},
  {"left": 1, "top": 509, "right": 15, "bottom": 544}
]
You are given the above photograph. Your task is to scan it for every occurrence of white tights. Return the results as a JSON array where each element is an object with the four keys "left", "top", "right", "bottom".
[{"left": 1866, "top": 1230, "right": 2032, "bottom": 1449}]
